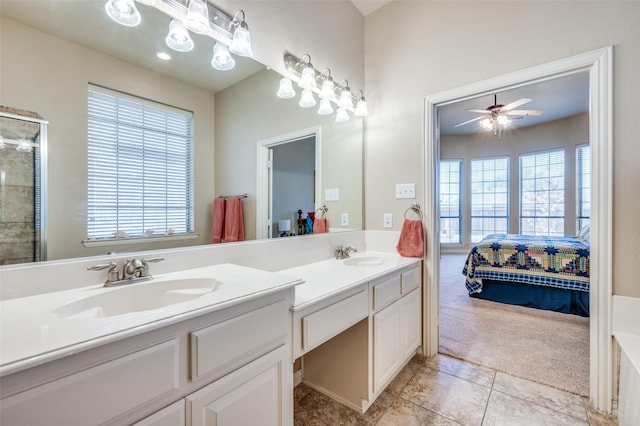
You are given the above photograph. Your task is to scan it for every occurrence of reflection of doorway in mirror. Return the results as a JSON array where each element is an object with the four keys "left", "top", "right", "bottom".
[
  {"left": 0, "top": 110, "right": 48, "bottom": 264},
  {"left": 270, "top": 136, "right": 316, "bottom": 239}
]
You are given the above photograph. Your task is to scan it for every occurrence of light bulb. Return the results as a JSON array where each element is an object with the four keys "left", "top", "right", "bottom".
[
  {"left": 211, "top": 42, "right": 235, "bottom": 71},
  {"left": 497, "top": 114, "right": 511, "bottom": 126},
  {"left": 335, "top": 106, "right": 350, "bottom": 122},
  {"left": 277, "top": 77, "right": 296, "bottom": 99},
  {"left": 183, "top": 0, "right": 210, "bottom": 35},
  {"left": 165, "top": 19, "right": 194, "bottom": 52},
  {"left": 105, "top": 0, "right": 141, "bottom": 27},
  {"left": 299, "top": 89, "right": 316, "bottom": 108},
  {"left": 317, "top": 98, "right": 334, "bottom": 115},
  {"left": 480, "top": 118, "right": 494, "bottom": 131}
]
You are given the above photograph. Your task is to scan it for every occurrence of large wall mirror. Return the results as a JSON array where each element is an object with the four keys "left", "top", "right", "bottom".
[{"left": 0, "top": 0, "right": 363, "bottom": 265}]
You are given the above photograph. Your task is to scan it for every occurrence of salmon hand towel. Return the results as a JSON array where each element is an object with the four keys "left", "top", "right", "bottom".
[
  {"left": 224, "top": 197, "right": 245, "bottom": 242},
  {"left": 212, "top": 198, "right": 226, "bottom": 243},
  {"left": 396, "top": 219, "right": 424, "bottom": 257},
  {"left": 314, "top": 217, "right": 328, "bottom": 233}
]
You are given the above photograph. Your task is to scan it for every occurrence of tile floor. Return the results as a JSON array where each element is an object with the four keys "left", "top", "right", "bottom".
[{"left": 294, "top": 353, "right": 618, "bottom": 425}]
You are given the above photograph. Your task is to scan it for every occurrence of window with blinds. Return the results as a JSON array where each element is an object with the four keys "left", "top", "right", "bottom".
[
  {"left": 577, "top": 144, "right": 591, "bottom": 231},
  {"left": 520, "top": 149, "right": 565, "bottom": 236},
  {"left": 470, "top": 157, "right": 509, "bottom": 243},
  {"left": 87, "top": 85, "right": 194, "bottom": 240},
  {"left": 439, "top": 159, "right": 462, "bottom": 243}
]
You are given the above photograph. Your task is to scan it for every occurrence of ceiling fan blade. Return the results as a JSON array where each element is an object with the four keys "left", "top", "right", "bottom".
[
  {"left": 453, "top": 116, "right": 485, "bottom": 127},
  {"left": 501, "top": 97, "right": 532, "bottom": 111},
  {"left": 465, "top": 109, "right": 491, "bottom": 114},
  {"left": 504, "top": 109, "right": 544, "bottom": 116}
]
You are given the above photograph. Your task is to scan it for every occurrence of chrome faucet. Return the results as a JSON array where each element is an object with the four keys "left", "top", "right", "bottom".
[
  {"left": 88, "top": 258, "right": 164, "bottom": 287},
  {"left": 335, "top": 245, "right": 358, "bottom": 259}
]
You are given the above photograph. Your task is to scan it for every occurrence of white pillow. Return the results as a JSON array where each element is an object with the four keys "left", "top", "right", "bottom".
[{"left": 577, "top": 224, "right": 590, "bottom": 243}]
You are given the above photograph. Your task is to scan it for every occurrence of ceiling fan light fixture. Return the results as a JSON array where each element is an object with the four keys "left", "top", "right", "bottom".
[
  {"left": 105, "top": 0, "right": 141, "bottom": 27},
  {"left": 497, "top": 114, "right": 511, "bottom": 127},
  {"left": 479, "top": 118, "right": 494, "bottom": 131}
]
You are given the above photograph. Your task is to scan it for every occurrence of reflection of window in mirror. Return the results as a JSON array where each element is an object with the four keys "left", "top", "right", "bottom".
[{"left": 86, "top": 85, "right": 194, "bottom": 242}]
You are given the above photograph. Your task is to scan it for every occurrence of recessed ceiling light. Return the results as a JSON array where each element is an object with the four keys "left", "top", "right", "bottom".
[{"left": 156, "top": 51, "right": 171, "bottom": 60}]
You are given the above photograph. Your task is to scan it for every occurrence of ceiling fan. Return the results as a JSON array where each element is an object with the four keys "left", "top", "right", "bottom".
[{"left": 454, "top": 94, "right": 544, "bottom": 137}]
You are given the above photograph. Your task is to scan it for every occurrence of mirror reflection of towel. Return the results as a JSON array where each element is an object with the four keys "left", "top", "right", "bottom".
[
  {"left": 396, "top": 219, "right": 424, "bottom": 257},
  {"left": 224, "top": 197, "right": 245, "bottom": 242},
  {"left": 314, "top": 218, "right": 328, "bottom": 233},
  {"left": 212, "top": 198, "right": 225, "bottom": 243}
]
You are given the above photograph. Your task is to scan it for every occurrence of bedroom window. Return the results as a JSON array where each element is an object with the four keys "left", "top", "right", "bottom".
[
  {"left": 577, "top": 144, "right": 591, "bottom": 231},
  {"left": 87, "top": 85, "right": 194, "bottom": 240},
  {"left": 439, "top": 159, "right": 462, "bottom": 243},
  {"left": 520, "top": 149, "right": 565, "bottom": 236},
  {"left": 470, "top": 157, "right": 509, "bottom": 243}
]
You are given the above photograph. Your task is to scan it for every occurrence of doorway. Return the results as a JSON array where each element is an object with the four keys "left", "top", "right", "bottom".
[
  {"left": 256, "top": 127, "right": 321, "bottom": 240},
  {"left": 423, "top": 48, "right": 613, "bottom": 412}
]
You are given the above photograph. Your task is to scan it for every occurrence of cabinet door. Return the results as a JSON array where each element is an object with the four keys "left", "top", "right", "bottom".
[
  {"left": 373, "top": 302, "right": 401, "bottom": 393},
  {"left": 187, "top": 346, "right": 291, "bottom": 426},
  {"left": 401, "top": 289, "right": 421, "bottom": 360},
  {"left": 133, "top": 400, "right": 185, "bottom": 426}
]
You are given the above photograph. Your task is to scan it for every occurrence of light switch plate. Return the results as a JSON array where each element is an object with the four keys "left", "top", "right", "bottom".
[
  {"left": 383, "top": 213, "right": 392, "bottom": 228},
  {"left": 341, "top": 213, "right": 349, "bottom": 226},
  {"left": 325, "top": 188, "right": 340, "bottom": 201},
  {"left": 395, "top": 183, "right": 416, "bottom": 199}
]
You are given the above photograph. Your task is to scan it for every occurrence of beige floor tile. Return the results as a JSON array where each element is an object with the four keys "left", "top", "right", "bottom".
[
  {"left": 425, "top": 354, "right": 496, "bottom": 388},
  {"left": 493, "top": 371, "right": 587, "bottom": 421},
  {"left": 386, "top": 354, "right": 426, "bottom": 395},
  {"left": 377, "top": 397, "right": 461, "bottom": 425},
  {"left": 583, "top": 397, "right": 619, "bottom": 426},
  {"left": 400, "top": 367, "right": 491, "bottom": 425},
  {"left": 484, "top": 391, "right": 588, "bottom": 425}
]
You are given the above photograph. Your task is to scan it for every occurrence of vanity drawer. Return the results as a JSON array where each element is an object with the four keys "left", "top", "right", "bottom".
[
  {"left": 303, "top": 290, "right": 368, "bottom": 352},
  {"left": 0, "top": 339, "right": 180, "bottom": 425},
  {"left": 401, "top": 266, "right": 420, "bottom": 294},
  {"left": 190, "top": 300, "right": 288, "bottom": 381},
  {"left": 372, "top": 274, "right": 401, "bottom": 311}
]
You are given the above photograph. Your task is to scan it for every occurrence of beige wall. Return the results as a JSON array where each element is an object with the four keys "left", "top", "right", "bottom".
[
  {"left": 441, "top": 113, "right": 589, "bottom": 250},
  {"left": 0, "top": 18, "right": 216, "bottom": 260},
  {"left": 364, "top": 1, "right": 640, "bottom": 297}
]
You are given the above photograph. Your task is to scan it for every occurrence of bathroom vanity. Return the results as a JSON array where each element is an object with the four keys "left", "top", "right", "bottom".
[{"left": 0, "top": 248, "right": 423, "bottom": 424}]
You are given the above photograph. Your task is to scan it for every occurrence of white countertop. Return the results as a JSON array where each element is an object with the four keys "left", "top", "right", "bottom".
[
  {"left": 281, "top": 251, "right": 422, "bottom": 310},
  {"left": 0, "top": 263, "right": 302, "bottom": 377}
]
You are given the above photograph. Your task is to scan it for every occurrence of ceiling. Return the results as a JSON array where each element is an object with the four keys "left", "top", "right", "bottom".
[
  {"left": 438, "top": 72, "right": 590, "bottom": 135},
  {"left": 350, "top": 0, "right": 394, "bottom": 16}
]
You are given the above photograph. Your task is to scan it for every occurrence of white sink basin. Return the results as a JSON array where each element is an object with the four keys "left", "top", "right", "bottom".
[
  {"left": 343, "top": 256, "right": 384, "bottom": 267},
  {"left": 54, "top": 278, "right": 220, "bottom": 319}
]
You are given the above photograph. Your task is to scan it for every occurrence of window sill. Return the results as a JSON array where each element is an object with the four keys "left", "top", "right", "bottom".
[{"left": 82, "top": 233, "right": 199, "bottom": 248}]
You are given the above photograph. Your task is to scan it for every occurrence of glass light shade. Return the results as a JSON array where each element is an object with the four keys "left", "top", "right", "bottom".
[
  {"left": 317, "top": 98, "right": 334, "bottom": 115},
  {"left": 183, "top": 0, "right": 210, "bottom": 35},
  {"left": 229, "top": 25, "right": 253, "bottom": 57},
  {"left": 320, "top": 79, "right": 335, "bottom": 100},
  {"left": 105, "top": 0, "right": 141, "bottom": 27},
  {"left": 0, "top": 136, "right": 5, "bottom": 149},
  {"left": 479, "top": 118, "right": 494, "bottom": 130},
  {"left": 339, "top": 88, "right": 353, "bottom": 109},
  {"left": 299, "top": 89, "right": 316, "bottom": 108},
  {"left": 335, "top": 106, "right": 350, "bottom": 122},
  {"left": 497, "top": 114, "right": 511, "bottom": 126},
  {"left": 299, "top": 66, "right": 316, "bottom": 90},
  {"left": 277, "top": 77, "right": 296, "bottom": 99},
  {"left": 165, "top": 19, "right": 194, "bottom": 52},
  {"left": 355, "top": 98, "right": 368, "bottom": 116},
  {"left": 16, "top": 139, "right": 33, "bottom": 153},
  {"left": 211, "top": 42, "right": 235, "bottom": 70},
  {"left": 135, "top": 0, "right": 155, "bottom": 4}
]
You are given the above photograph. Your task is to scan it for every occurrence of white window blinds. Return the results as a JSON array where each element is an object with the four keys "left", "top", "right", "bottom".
[{"left": 87, "top": 85, "right": 194, "bottom": 240}]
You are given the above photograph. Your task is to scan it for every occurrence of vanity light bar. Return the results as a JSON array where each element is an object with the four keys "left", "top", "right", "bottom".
[{"left": 282, "top": 53, "right": 368, "bottom": 116}]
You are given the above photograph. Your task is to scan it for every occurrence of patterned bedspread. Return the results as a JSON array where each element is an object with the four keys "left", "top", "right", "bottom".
[{"left": 462, "top": 234, "right": 590, "bottom": 294}]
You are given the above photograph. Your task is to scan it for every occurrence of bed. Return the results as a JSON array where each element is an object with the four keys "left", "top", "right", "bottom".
[{"left": 462, "top": 232, "right": 590, "bottom": 316}]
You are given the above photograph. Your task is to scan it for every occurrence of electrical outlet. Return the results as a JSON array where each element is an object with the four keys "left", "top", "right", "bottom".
[
  {"left": 395, "top": 183, "right": 416, "bottom": 199},
  {"left": 383, "top": 213, "right": 392, "bottom": 228},
  {"left": 325, "top": 188, "right": 340, "bottom": 201},
  {"left": 341, "top": 213, "right": 349, "bottom": 226}
]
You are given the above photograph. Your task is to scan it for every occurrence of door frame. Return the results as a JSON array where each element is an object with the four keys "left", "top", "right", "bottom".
[
  {"left": 423, "top": 47, "right": 613, "bottom": 412},
  {"left": 256, "top": 126, "right": 322, "bottom": 239}
]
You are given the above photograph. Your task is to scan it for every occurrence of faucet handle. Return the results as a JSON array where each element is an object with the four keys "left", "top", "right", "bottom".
[
  {"left": 141, "top": 257, "right": 165, "bottom": 264},
  {"left": 87, "top": 261, "right": 120, "bottom": 283}
]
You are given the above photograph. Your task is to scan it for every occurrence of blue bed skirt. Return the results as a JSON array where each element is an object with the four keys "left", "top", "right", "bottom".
[{"left": 470, "top": 279, "right": 590, "bottom": 317}]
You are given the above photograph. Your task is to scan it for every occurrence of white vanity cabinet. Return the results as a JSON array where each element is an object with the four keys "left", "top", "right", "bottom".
[
  {"left": 296, "top": 261, "right": 422, "bottom": 414},
  {"left": 0, "top": 290, "right": 294, "bottom": 426}
]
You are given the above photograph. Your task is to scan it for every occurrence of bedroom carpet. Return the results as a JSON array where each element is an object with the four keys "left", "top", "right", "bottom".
[{"left": 438, "top": 253, "right": 590, "bottom": 396}]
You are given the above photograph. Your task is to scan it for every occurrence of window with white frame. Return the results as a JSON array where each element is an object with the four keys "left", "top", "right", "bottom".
[
  {"left": 439, "top": 159, "right": 462, "bottom": 243},
  {"left": 470, "top": 157, "right": 509, "bottom": 243},
  {"left": 520, "top": 149, "right": 565, "bottom": 236},
  {"left": 577, "top": 144, "right": 591, "bottom": 231},
  {"left": 87, "top": 85, "right": 194, "bottom": 240}
]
